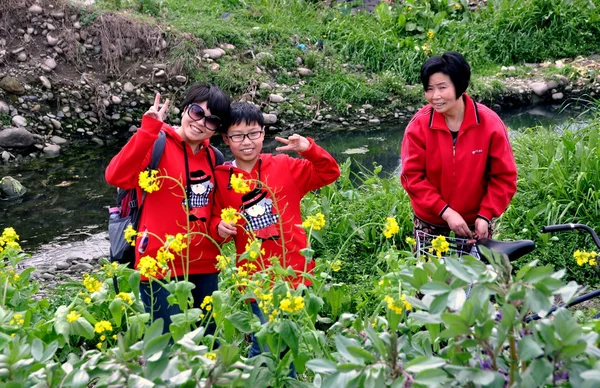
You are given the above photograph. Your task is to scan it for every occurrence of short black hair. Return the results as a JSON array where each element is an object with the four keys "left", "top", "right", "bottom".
[
  {"left": 180, "top": 84, "right": 231, "bottom": 132},
  {"left": 420, "top": 51, "right": 471, "bottom": 98},
  {"left": 228, "top": 102, "right": 264, "bottom": 129}
]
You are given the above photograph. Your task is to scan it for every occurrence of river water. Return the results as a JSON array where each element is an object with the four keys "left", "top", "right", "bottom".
[{"left": 0, "top": 104, "right": 589, "bottom": 251}]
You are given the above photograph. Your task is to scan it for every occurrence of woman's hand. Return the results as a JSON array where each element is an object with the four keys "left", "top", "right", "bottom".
[
  {"left": 474, "top": 218, "right": 490, "bottom": 239},
  {"left": 274, "top": 134, "right": 310, "bottom": 153},
  {"left": 217, "top": 220, "right": 237, "bottom": 239},
  {"left": 441, "top": 208, "right": 473, "bottom": 238},
  {"left": 144, "top": 93, "right": 170, "bottom": 122}
]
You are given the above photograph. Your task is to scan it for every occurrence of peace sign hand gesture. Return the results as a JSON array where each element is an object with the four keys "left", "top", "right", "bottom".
[
  {"left": 275, "top": 134, "right": 310, "bottom": 153},
  {"left": 144, "top": 93, "right": 170, "bottom": 122}
]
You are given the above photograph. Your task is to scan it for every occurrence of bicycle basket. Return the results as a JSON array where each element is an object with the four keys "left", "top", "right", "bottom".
[{"left": 415, "top": 230, "right": 479, "bottom": 261}]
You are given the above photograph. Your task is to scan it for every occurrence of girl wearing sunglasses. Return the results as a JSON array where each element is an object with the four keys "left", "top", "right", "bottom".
[{"left": 106, "top": 84, "right": 231, "bottom": 334}]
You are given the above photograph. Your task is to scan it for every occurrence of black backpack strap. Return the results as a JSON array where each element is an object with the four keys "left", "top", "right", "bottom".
[{"left": 210, "top": 144, "right": 224, "bottom": 166}]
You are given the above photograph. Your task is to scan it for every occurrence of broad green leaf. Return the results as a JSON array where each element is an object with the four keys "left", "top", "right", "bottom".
[
  {"left": 414, "top": 368, "right": 450, "bottom": 385},
  {"left": 521, "top": 358, "right": 553, "bottom": 387},
  {"left": 445, "top": 258, "right": 475, "bottom": 283},
  {"left": 127, "top": 375, "right": 155, "bottom": 388},
  {"left": 409, "top": 311, "right": 443, "bottom": 324},
  {"left": 144, "top": 334, "right": 171, "bottom": 358},
  {"left": 279, "top": 320, "right": 300, "bottom": 356},
  {"left": 334, "top": 335, "right": 364, "bottom": 365},
  {"left": 226, "top": 311, "right": 253, "bottom": 333},
  {"left": 429, "top": 293, "right": 449, "bottom": 314},
  {"left": 405, "top": 356, "right": 446, "bottom": 373},
  {"left": 523, "top": 266, "right": 554, "bottom": 283},
  {"left": 307, "top": 293, "right": 324, "bottom": 318},
  {"left": 421, "top": 282, "right": 451, "bottom": 296},
  {"left": 554, "top": 308, "right": 582, "bottom": 345},
  {"left": 556, "top": 281, "right": 578, "bottom": 304},
  {"left": 72, "top": 318, "right": 94, "bottom": 339},
  {"left": 216, "top": 343, "right": 239, "bottom": 368},
  {"left": 128, "top": 271, "right": 141, "bottom": 300},
  {"left": 144, "top": 319, "right": 164, "bottom": 347},
  {"left": 41, "top": 341, "right": 59, "bottom": 363},
  {"left": 31, "top": 338, "right": 43, "bottom": 361},
  {"left": 109, "top": 298, "right": 123, "bottom": 327},
  {"left": 346, "top": 346, "right": 377, "bottom": 363},
  {"left": 447, "top": 288, "right": 467, "bottom": 311},
  {"left": 306, "top": 358, "right": 337, "bottom": 374},
  {"left": 518, "top": 336, "right": 544, "bottom": 361}
]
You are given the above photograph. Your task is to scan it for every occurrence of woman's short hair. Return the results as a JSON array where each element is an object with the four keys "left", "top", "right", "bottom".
[
  {"left": 180, "top": 84, "right": 231, "bottom": 129},
  {"left": 420, "top": 51, "right": 471, "bottom": 98}
]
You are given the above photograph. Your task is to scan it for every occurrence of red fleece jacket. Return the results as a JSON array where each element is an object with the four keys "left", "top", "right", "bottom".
[
  {"left": 211, "top": 139, "right": 340, "bottom": 287},
  {"left": 400, "top": 94, "right": 517, "bottom": 226},
  {"left": 105, "top": 115, "right": 221, "bottom": 279}
]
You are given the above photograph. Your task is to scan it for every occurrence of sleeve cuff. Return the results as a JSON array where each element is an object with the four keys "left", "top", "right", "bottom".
[
  {"left": 140, "top": 115, "right": 165, "bottom": 135},
  {"left": 477, "top": 214, "right": 492, "bottom": 224},
  {"left": 438, "top": 205, "right": 450, "bottom": 218},
  {"left": 299, "top": 138, "right": 316, "bottom": 157}
]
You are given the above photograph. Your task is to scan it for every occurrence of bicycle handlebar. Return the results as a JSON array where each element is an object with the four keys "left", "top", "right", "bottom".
[{"left": 542, "top": 223, "right": 600, "bottom": 249}]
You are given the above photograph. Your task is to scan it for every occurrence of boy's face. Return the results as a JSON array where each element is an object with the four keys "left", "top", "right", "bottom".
[{"left": 224, "top": 121, "right": 264, "bottom": 165}]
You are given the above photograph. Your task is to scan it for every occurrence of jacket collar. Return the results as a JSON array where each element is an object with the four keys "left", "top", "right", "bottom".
[{"left": 428, "top": 93, "right": 480, "bottom": 131}]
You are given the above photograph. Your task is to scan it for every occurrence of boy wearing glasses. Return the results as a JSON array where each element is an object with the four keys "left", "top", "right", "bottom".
[
  {"left": 105, "top": 84, "right": 230, "bottom": 333},
  {"left": 211, "top": 102, "right": 340, "bottom": 369}
]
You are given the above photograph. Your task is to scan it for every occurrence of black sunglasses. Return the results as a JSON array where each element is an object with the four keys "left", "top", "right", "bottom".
[{"left": 187, "top": 104, "right": 221, "bottom": 131}]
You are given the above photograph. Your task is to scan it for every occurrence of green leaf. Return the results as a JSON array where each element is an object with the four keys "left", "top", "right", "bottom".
[
  {"left": 216, "top": 343, "right": 239, "bottom": 368},
  {"left": 41, "top": 341, "right": 59, "bottom": 363},
  {"left": 406, "top": 22, "right": 417, "bottom": 31},
  {"left": 515, "top": 259, "right": 539, "bottom": 280},
  {"left": 279, "top": 321, "right": 300, "bottom": 356},
  {"left": 414, "top": 368, "right": 450, "bottom": 385},
  {"left": 556, "top": 281, "right": 578, "bottom": 304},
  {"left": 307, "top": 293, "right": 324, "bottom": 318},
  {"left": 445, "top": 258, "right": 475, "bottom": 283},
  {"left": 421, "top": 282, "right": 451, "bottom": 296},
  {"left": 521, "top": 358, "right": 553, "bottom": 387},
  {"left": 144, "top": 334, "right": 171, "bottom": 358},
  {"left": 525, "top": 288, "right": 551, "bottom": 314},
  {"left": 429, "top": 293, "right": 449, "bottom": 314},
  {"left": 334, "top": 335, "right": 364, "bottom": 365},
  {"left": 226, "top": 311, "right": 253, "bottom": 333},
  {"left": 405, "top": 356, "right": 446, "bottom": 373},
  {"left": 127, "top": 375, "right": 155, "bottom": 388},
  {"left": 306, "top": 358, "right": 337, "bottom": 374},
  {"left": 109, "top": 298, "right": 123, "bottom": 327},
  {"left": 409, "top": 311, "right": 443, "bottom": 324},
  {"left": 54, "top": 305, "right": 71, "bottom": 343},
  {"left": 144, "top": 319, "right": 164, "bottom": 347},
  {"left": 128, "top": 271, "right": 141, "bottom": 300},
  {"left": 523, "top": 266, "right": 554, "bottom": 283},
  {"left": 518, "top": 336, "right": 544, "bottom": 361},
  {"left": 31, "top": 338, "right": 43, "bottom": 361},
  {"left": 447, "top": 288, "right": 467, "bottom": 311},
  {"left": 554, "top": 308, "right": 582, "bottom": 345},
  {"left": 346, "top": 346, "right": 377, "bottom": 363},
  {"left": 72, "top": 318, "right": 94, "bottom": 339},
  {"left": 413, "top": 268, "right": 429, "bottom": 289}
]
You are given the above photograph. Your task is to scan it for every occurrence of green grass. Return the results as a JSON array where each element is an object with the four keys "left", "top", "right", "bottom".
[{"left": 92, "top": 0, "right": 600, "bottom": 113}]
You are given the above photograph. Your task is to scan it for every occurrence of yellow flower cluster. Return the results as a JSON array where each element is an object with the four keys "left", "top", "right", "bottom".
[
  {"left": 384, "top": 294, "right": 412, "bottom": 315},
  {"left": 94, "top": 320, "right": 113, "bottom": 334},
  {"left": 10, "top": 314, "right": 24, "bottom": 326},
  {"left": 201, "top": 296, "right": 213, "bottom": 311},
  {"left": 426, "top": 30, "right": 435, "bottom": 40},
  {"left": 255, "top": 289, "right": 274, "bottom": 314},
  {"left": 166, "top": 233, "right": 187, "bottom": 253},
  {"left": 138, "top": 169, "right": 160, "bottom": 193},
  {"left": 405, "top": 236, "right": 417, "bottom": 246},
  {"left": 103, "top": 262, "right": 119, "bottom": 277},
  {"left": 124, "top": 225, "right": 137, "bottom": 246},
  {"left": 0, "top": 227, "right": 21, "bottom": 254},
  {"left": 83, "top": 274, "right": 103, "bottom": 293},
  {"left": 269, "top": 309, "right": 279, "bottom": 322},
  {"left": 430, "top": 235, "right": 450, "bottom": 258},
  {"left": 279, "top": 292, "right": 305, "bottom": 313},
  {"left": 205, "top": 352, "right": 217, "bottom": 361},
  {"left": 8, "top": 269, "right": 20, "bottom": 283},
  {"left": 156, "top": 248, "right": 175, "bottom": 267},
  {"left": 302, "top": 213, "right": 326, "bottom": 231},
  {"left": 230, "top": 173, "right": 251, "bottom": 194},
  {"left": 67, "top": 310, "right": 81, "bottom": 323},
  {"left": 238, "top": 263, "right": 257, "bottom": 278},
  {"left": 215, "top": 255, "right": 231, "bottom": 270},
  {"left": 137, "top": 256, "right": 160, "bottom": 278},
  {"left": 221, "top": 207, "right": 241, "bottom": 224},
  {"left": 245, "top": 239, "right": 265, "bottom": 261},
  {"left": 453, "top": 3, "right": 462, "bottom": 9},
  {"left": 116, "top": 292, "right": 133, "bottom": 305},
  {"left": 330, "top": 259, "right": 341, "bottom": 272},
  {"left": 383, "top": 217, "right": 400, "bottom": 238},
  {"left": 574, "top": 250, "right": 598, "bottom": 266}
]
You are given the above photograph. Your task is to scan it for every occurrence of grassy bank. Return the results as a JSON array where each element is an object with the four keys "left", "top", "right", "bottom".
[{"left": 92, "top": 0, "right": 600, "bottom": 113}]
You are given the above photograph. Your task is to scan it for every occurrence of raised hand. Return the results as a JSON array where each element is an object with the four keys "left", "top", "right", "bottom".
[
  {"left": 144, "top": 93, "right": 170, "bottom": 122},
  {"left": 274, "top": 134, "right": 310, "bottom": 153}
]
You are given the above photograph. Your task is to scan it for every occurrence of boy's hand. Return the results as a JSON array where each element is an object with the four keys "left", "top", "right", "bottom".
[
  {"left": 275, "top": 134, "right": 310, "bottom": 153},
  {"left": 144, "top": 93, "right": 170, "bottom": 122},
  {"left": 441, "top": 208, "right": 473, "bottom": 238},
  {"left": 217, "top": 220, "right": 237, "bottom": 239}
]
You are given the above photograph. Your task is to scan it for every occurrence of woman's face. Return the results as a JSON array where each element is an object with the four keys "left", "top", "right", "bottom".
[
  {"left": 424, "top": 72, "right": 461, "bottom": 115},
  {"left": 178, "top": 101, "right": 215, "bottom": 149}
]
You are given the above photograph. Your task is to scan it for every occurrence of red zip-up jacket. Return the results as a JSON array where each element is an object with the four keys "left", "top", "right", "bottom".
[
  {"left": 105, "top": 115, "right": 221, "bottom": 279},
  {"left": 210, "top": 139, "right": 340, "bottom": 287},
  {"left": 400, "top": 94, "right": 517, "bottom": 226}
]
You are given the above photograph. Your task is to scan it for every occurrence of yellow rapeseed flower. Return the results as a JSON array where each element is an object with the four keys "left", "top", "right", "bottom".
[
  {"left": 138, "top": 169, "right": 160, "bottom": 193},
  {"left": 431, "top": 235, "right": 450, "bottom": 258},
  {"left": 302, "top": 213, "right": 327, "bottom": 230},
  {"left": 67, "top": 310, "right": 81, "bottom": 323},
  {"left": 116, "top": 292, "right": 133, "bottom": 305},
  {"left": 384, "top": 296, "right": 403, "bottom": 315},
  {"left": 124, "top": 225, "right": 137, "bottom": 246},
  {"left": 84, "top": 297, "right": 92, "bottom": 304},
  {"left": 103, "top": 262, "right": 119, "bottom": 277},
  {"left": 401, "top": 294, "right": 412, "bottom": 311},
  {"left": 269, "top": 309, "right": 279, "bottom": 322},
  {"left": 245, "top": 239, "right": 264, "bottom": 261},
  {"left": 221, "top": 207, "right": 241, "bottom": 224},
  {"left": 83, "top": 274, "right": 103, "bottom": 293},
  {"left": 426, "top": 30, "right": 435, "bottom": 40},
  {"left": 405, "top": 236, "right": 416, "bottom": 246},
  {"left": 167, "top": 233, "right": 187, "bottom": 253},
  {"left": 206, "top": 352, "right": 217, "bottom": 360},
  {"left": 200, "top": 296, "right": 213, "bottom": 311},
  {"left": 215, "top": 255, "right": 231, "bottom": 270},
  {"left": 97, "top": 342, "right": 103, "bottom": 349},
  {"left": 230, "top": 173, "right": 251, "bottom": 194},
  {"left": 383, "top": 217, "right": 400, "bottom": 239},
  {"left": 94, "top": 320, "right": 113, "bottom": 334},
  {"left": 137, "top": 255, "right": 160, "bottom": 278},
  {"left": 574, "top": 250, "right": 598, "bottom": 266},
  {"left": 156, "top": 248, "right": 175, "bottom": 267},
  {"left": 2, "top": 227, "right": 19, "bottom": 242},
  {"left": 331, "top": 259, "right": 341, "bottom": 272},
  {"left": 10, "top": 314, "right": 24, "bottom": 326},
  {"left": 279, "top": 292, "right": 305, "bottom": 313}
]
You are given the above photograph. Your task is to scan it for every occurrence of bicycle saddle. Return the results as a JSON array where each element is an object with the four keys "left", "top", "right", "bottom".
[{"left": 476, "top": 239, "right": 535, "bottom": 262}]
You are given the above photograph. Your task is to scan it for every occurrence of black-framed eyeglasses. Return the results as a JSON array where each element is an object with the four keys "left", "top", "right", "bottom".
[
  {"left": 187, "top": 104, "right": 221, "bottom": 131},
  {"left": 226, "top": 129, "right": 264, "bottom": 143}
]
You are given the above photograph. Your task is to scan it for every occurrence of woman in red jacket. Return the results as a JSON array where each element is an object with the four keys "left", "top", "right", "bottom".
[
  {"left": 400, "top": 52, "right": 517, "bottom": 240},
  {"left": 105, "top": 84, "right": 230, "bottom": 333}
]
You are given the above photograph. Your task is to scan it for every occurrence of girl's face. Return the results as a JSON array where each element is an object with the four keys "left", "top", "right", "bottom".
[{"left": 424, "top": 72, "right": 461, "bottom": 115}]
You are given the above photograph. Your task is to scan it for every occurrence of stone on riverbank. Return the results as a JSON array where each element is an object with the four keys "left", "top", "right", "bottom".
[
  {"left": 263, "top": 113, "right": 277, "bottom": 124},
  {"left": 43, "top": 144, "right": 61, "bottom": 156},
  {"left": 0, "top": 77, "right": 25, "bottom": 95},
  {"left": 269, "top": 94, "right": 285, "bottom": 103},
  {"left": 0, "top": 127, "right": 35, "bottom": 147},
  {"left": 0, "top": 176, "right": 26, "bottom": 199},
  {"left": 11, "top": 115, "right": 27, "bottom": 127},
  {"left": 530, "top": 82, "right": 549, "bottom": 96}
]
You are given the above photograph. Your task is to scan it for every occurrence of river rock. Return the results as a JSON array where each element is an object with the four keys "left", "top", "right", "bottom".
[
  {"left": 530, "top": 82, "right": 549, "bottom": 96},
  {"left": 154, "top": 70, "right": 165, "bottom": 77},
  {"left": 50, "top": 118, "right": 61, "bottom": 129},
  {"left": 69, "top": 262, "right": 93, "bottom": 272},
  {"left": 123, "top": 82, "right": 134, "bottom": 93},
  {"left": 51, "top": 135, "right": 68, "bottom": 145},
  {"left": 55, "top": 261, "right": 70, "bottom": 270},
  {"left": 111, "top": 95, "right": 121, "bottom": 104},
  {"left": 11, "top": 115, "right": 27, "bottom": 127},
  {"left": 0, "top": 127, "right": 34, "bottom": 147},
  {"left": 46, "top": 33, "right": 59, "bottom": 46},
  {"left": 0, "top": 176, "right": 26, "bottom": 199},
  {"left": 1, "top": 151, "right": 11, "bottom": 163},
  {"left": 263, "top": 113, "right": 277, "bottom": 124},
  {"left": 43, "top": 144, "right": 61, "bottom": 156},
  {"left": 0, "top": 77, "right": 25, "bottom": 94},
  {"left": 269, "top": 94, "right": 285, "bottom": 103},
  {"left": 369, "top": 118, "right": 381, "bottom": 125},
  {"left": 28, "top": 4, "right": 43, "bottom": 14},
  {"left": 255, "top": 52, "right": 273, "bottom": 61},
  {"left": 175, "top": 75, "right": 187, "bottom": 83},
  {"left": 552, "top": 92, "right": 564, "bottom": 100},
  {"left": 297, "top": 67, "right": 313, "bottom": 76},
  {"left": 39, "top": 76, "right": 51, "bottom": 89},
  {"left": 43, "top": 57, "right": 57, "bottom": 71},
  {"left": 17, "top": 52, "right": 27, "bottom": 62},
  {"left": 547, "top": 80, "right": 559, "bottom": 90},
  {"left": 259, "top": 82, "right": 272, "bottom": 90},
  {"left": 202, "top": 48, "right": 226, "bottom": 59},
  {"left": 0, "top": 100, "right": 9, "bottom": 114}
]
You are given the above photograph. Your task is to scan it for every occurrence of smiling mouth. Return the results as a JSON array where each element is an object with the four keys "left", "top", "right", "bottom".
[
  {"left": 240, "top": 148, "right": 254, "bottom": 154},
  {"left": 190, "top": 125, "right": 205, "bottom": 134}
]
